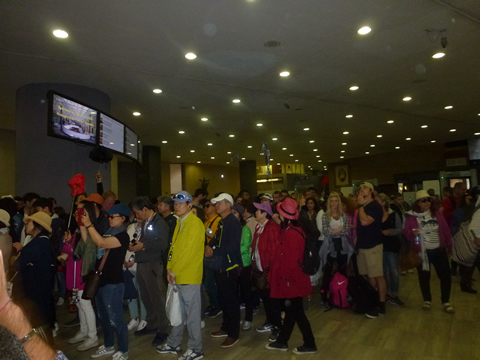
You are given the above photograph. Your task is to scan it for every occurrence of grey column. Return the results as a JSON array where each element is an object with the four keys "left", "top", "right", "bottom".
[
  {"left": 136, "top": 146, "right": 161, "bottom": 198},
  {"left": 239, "top": 160, "right": 257, "bottom": 196}
]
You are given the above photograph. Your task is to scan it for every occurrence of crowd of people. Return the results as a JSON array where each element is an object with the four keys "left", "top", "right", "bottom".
[{"left": 1, "top": 178, "right": 480, "bottom": 360}]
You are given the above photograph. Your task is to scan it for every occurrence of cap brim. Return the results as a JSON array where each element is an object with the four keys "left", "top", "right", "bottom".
[{"left": 172, "top": 198, "right": 189, "bottom": 203}]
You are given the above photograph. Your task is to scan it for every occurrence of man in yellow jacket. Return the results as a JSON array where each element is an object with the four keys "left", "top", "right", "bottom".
[{"left": 156, "top": 191, "right": 205, "bottom": 360}]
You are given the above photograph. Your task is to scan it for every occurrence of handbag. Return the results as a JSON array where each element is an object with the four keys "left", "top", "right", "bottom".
[
  {"left": 165, "top": 283, "right": 182, "bottom": 326},
  {"left": 123, "top": 269, "right": 139, "bottom": 300},
  {"left": 399, "top": 242, "right": 422, "bottom": 271},
  {"left": 82, "top": 249, "right": 110, "bottom": 300},
  {"left": 250, "top": 237, "right": 270, "bottom": 290}
]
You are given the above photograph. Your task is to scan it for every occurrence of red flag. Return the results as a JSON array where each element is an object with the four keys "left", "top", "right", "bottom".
[
  {"left": 321, "top": 175, "right": 329, "bottom": 186},
  {"left": 68, "top": 174, "right": 85, "bottom": 196}
]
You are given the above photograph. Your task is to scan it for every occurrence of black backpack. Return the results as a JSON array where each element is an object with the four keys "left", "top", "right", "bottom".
[
  {"left": 291, "top": 227, "right": 320, "bottom": 275},
  {"left": 347, "top": 274, "right": 379, "bottom": 313}
]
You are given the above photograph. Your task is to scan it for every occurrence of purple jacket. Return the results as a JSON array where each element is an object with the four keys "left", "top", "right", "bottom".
[{"left": 403, "top": 211, "right": 452, "bottom": 252}]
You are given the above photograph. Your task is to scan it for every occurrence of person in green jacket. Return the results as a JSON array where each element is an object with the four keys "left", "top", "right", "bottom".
[{"left": 232, "top": 203, "right": 254, "bottom": 331}]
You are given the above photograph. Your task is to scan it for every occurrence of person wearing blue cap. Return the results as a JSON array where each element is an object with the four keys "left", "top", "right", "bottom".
[
  {"left": 81, "top": 203, "right": 131, "bottom": 360},
  {"left": 157, "top": 191, "right": 205, "bottom": 360},
  {"left": 129, "top": 196, "right": 170, "bottom": 346}
]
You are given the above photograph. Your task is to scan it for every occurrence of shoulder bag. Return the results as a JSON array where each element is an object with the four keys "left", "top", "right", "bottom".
[{"left": 82, "top": 249, "right": 110, "bottom": 300}]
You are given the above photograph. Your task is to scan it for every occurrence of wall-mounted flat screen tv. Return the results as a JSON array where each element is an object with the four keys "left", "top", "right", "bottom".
[
  {"left": 48, "top": 91, "right": 97, "bottom": 145},
  {"left": 124, "top": 127, "right": 138, "bottom": 160},
  {"left": 99, "top": 112, "right": 124, "bottom": 153}
]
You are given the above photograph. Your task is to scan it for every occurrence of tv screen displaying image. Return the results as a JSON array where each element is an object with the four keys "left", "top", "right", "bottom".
[
  {"left": 125, "top": 127, "right": 138, "bottom": 160},
  {"left": 99, "top": 113, "right": 124, "bottom": 153},
  {"left": 468, "top": 138, "right": 480, "bottom": 160},
  {"left": 49, "top": 92, "right": 97, "bottom": 144}
]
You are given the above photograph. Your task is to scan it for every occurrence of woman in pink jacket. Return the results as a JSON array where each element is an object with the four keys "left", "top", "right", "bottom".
[
  {"left": 403, "top": 190, "right": 454, "bottom": 314},
  {"left": 265, "top": 198, "right": 317, "bottom": 355}
]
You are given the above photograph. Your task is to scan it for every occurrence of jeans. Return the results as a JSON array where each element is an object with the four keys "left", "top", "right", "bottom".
[
  {"left": 96, "top": 283, "right": 128, "bottom": 353},
  {"left": 238, "top": 266, "right": 254, "bottom": 322},
  {"left": 78, "top": 290, "right": 97, "bottom": 339},
  {"left": 167, "top": 284, "right": 202, "bottom": 352},
  {"left": 204, "top": 268, "right": 220, "bottom": 309},
  {"left": 417, "top": 247, "right": 451, "bottom": 303},
  {"left": 276, "top": 297, "right": 316, "bottom": 348},
  {"left": 128, "top": 270, "right": 146, "bottom": 321},
  {"left": 215, "top": 270, "right": 240, "bottom": 339},
  {"left": 383, "top": 251, "right": 400, "bottom": 297},
  {"left": 57, "top": 271, "right": 66, "bottom": 298}
]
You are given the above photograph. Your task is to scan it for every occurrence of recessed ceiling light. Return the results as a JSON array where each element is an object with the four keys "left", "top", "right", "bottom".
[
  {"left": 342, "top": 143, "right": 347, "bottom": 145},
  {"left": 444, "top": 106, "right": 453, "bottom": 109},
  {"left": 370, "top": 144, "right": 375, "bottom": 147},
  {"left": 232, "top": 99, "right": 241, "bottom": 103},
  {"left": 432, "top": 52, "right": 445, "bottom": 59},
  {"left": 475, "top": 133, "right": 480, "bottom": 135},
  {"left": 406, "top": 137, "right": 411, "bottom": 140},
  {"left": 246, "top": 145, "right": 252, "bottom": 148},
  {"left": 377, "top": 135, "right": 382, "bottom": 138},
  {"left": 343, "top": 131, "right": 349, "bottom": 135},
  {"left": 130, "top": 144, "right": 135, "bottom": 146},
  {"left": 358, "top": 26, "right": 371, "bottom": 35},
  {"left": 395, "top": 146, "right": 400, "bottom": 149},
  {"left": 431, "top": 140, "right": 436, "bottom": 143},
  {"left": 270, "top": 158, "right": 273, "bottom": 161},
  {"left": 179, "top": 130, "right": 185, "bottom": 134},
  {"left": 365, "top": 151, "right": 370, "bottom": 154},
  {"left": 53, "top": 29, "right": 68, "bottom": 38},
  {"left": 226, "top": 161, "right": 230, "bottom": 164},
  {"left": 229, "top": 134, "right": 235, "bottom": 137},
  {"left": 279, "top": 71, "right": 290, "bottom": 77},
  {"left": 387, "top": 120, "right": 394, "bottom": 124},
  {"left": 318, "top": 160, "right": 322, "bottom": 162},
  {"left": 313, "top": 149, "right": 318, "bottom": 152},
  {"left": 349, "top": 86, "right": 359, "bottom": 91},
  {"left": 309, "top": 140, "right": 315, "bottom": 143},
  {"left": 207, "top": 143, "right": 213, "bottom": 146},
  {"left": 277, "top": 163, "right": 281, "bottom": 165},
  {"left": 290, "top": 154, "right": 294, "bottom": 156},
  {"left": 450, "top": 129, "right": 456, "bottom": 132},
  {"left": 341, "top": 150, "right": 345, "bottom": 153},
  {"left": 242, "top": 157, "right": 246, "bottom": 160},
  {"left": 340, "top": 156, "right": 344, "bottom": 159},
  {"left": 295, "top": 160, "right": 299, "bottom": 162},
  {"left": 346, "top": 115, "right": 353, "bottom": 118},
  {"left": 256, "top": 123, "right": 263, "bottom": 126},
  {"left": 282, "top": 148, "right": 287, "bottom": 150},
  {"left": 227, "top": 151, "right": 232, "bottom": 154},
  {"left": 403, "top": 97, "right": 412, "bottom": 101},
  {"left": 185, "top": 52, "right": 197, "bottom": 60},
  {"left": 272, "top": 138, "right": 278, "bottom": 141},
  {"left": 190, "top": 150, "right": 195, "bottom": 153},
  {"left": 177, "top": 155, "right": 181, "bottom": 158},
  {"left": 133, "top": 112, "right": 141, "bottom": 116},
  {"left": 201, "top": 117, "right": 208, "bottom": 121},
  {"left": 211, "top": 156, "right": 215, "bottom": 159},
  {"left": 153, "top": 89, "right": 162, "bottom": 94},
  {"left": 303, "top": 128, "right": 310, "bottom": 131},
  {"left": 421, "top": 125, "right": 428, "bottom": 128},
  {"left": 316, "top": 155, "right": 320, "bottom": 158},
  {"left": 162, "top": 140, "right": 167, "bottom": 144},
  {"left": 197, "top": 161, "right": 201, "bottom": 163}
]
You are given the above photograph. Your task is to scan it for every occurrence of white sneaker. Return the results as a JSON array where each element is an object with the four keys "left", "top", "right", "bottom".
[
  {"left": 200, "top": 321, "right": 205, "bottom": 329},
  {"left": 136, "top": 320, "right": 147, "bottom": 332},
  {"left": 127, "top": 318, "right": 139, "bottom": 331},
  {"left": 56, "top": 297, "right": 65, "bottom": 306},
  {"left": 91, "top": 345, "right": 115, "bottom": 358},
  {"left": 112, "top": 351, "right": 128, "bottom": 360},
  {"left": 242, "top": 321, "right": 253, "bottom": 331},
  {"left": 68, "top": 331, "right": 87, "bottom": 344},
  {"left": 77, "top": 337, "right": 99, "bottom": 351},
  {"left": 179, "top": 349, "right": 204, "bottom": 360}
]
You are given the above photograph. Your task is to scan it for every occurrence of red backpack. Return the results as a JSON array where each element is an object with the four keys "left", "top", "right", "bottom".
[{"left": 329, "top": 272, "right": 350, "bottom": 308}]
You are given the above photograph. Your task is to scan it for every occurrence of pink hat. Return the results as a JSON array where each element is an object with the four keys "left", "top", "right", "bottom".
[
  {"left": 276, "top": 197, "right": 299, "bottom": 220},
  {"left": 253, "top": 202, "right": 273, "bottom": 217}
]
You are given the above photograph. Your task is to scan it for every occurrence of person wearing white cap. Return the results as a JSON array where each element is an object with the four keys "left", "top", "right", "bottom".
[
  {"left": 356, "top": 182, "right": 387, "bottom": 319},
  {"left": 206, "top": 193, "right": 242, "bottom": 349},
  {"left": 404, "top": 190, "right": 454, "bottom": 314}
]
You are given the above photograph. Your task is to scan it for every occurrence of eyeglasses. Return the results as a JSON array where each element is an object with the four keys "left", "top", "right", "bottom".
[
  {"left": 108, "top": 215, "right": 122, "bottom": 219},
  {"left": 419, "top": 198, "right": 432, "bottom": 203},
  {"left": 173, "top": 194, "right": 187, "bottom": 200}
]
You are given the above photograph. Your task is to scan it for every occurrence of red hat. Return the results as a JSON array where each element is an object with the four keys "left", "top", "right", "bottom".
[
  {"left": 276, "top": 197, "right": 299, "bottom": 220},
  {"left": 85, "top": 193, "right": 104, "bottom": 206}
]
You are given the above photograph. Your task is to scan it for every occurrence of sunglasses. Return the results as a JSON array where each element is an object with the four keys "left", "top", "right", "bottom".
[
  {"left": 204, "top": 204, "right": 213, "bottom": 208},
  {"left": 108, "top": 215, "right": 122, "bottom": 219},
  {"left": 173, "top": 194, "right": 187, "bottom": 200},
  {"left": 418, "top": 198, "right": 432, "bottom": 203}
]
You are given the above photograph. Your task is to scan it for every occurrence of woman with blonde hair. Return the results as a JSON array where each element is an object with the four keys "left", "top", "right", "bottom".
[{"left": 318, "top": 192, "right": 352, "bottom": 307}]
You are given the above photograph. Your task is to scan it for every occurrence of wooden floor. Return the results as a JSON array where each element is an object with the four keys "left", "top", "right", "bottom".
[{"left": 55, "top": 271, "right": 480, "bottom": 360}]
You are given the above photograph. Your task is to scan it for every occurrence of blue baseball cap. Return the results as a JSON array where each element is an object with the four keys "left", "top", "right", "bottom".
[
  {"left": 172, "top": 191, "right": 193, "bottom": 203},
  {"left": 105, "top": 203, "right": 131, "bottom": 217}
]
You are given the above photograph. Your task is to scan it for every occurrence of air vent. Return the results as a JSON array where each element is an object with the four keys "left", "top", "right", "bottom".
[
  {"left": 446, "top": 158, "right": 467, "bottom": 166},
  {"left": 264, "top": 40, "right": 281, "bottom": 48}
]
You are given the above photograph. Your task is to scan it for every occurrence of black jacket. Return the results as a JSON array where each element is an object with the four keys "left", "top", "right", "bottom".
[
  {"left": 135, "top": 213, "right": 169, "bottom": 264},
  {"left": 209, "top": 213, "right": 242, "bottom": 272}
]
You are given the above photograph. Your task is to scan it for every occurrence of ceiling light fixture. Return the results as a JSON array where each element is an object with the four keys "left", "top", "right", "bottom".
[
  {"left": 185, "top": 52, "right": 197, "bottom": 60},
  {"left": 279, "top": 71, "right": 290, "bottom": 77},
  {"left": 229, "top": 134, "right": 235, "bottom": 137},
  {"left": 303, "top": 128, "right": 310, "bottom": 131},
  {"left": 242, "top": 157, "right": 246, "bottom": 160},
  {"left": 53, "top": 29, "right": 68, "bottom": 38},
  {"left": 365, "top": 152, "right": 370, "bottom": 154},
  {"left": 349, "top": 86, "right": 359, "bottom": 91},
  {"left": 340, "top": 156, "right": 344, "bottom": 159},
  {"left": 201, "top": 117, "right": 208, "bottom": 121},
  {"left": 313, "top": 149, "right": 318, "bottom": 151},
  {"left": 277, "top": 163, "right": 281, "bottom": 165},
  {"left": 475, "top": 133, "right": 480, "bottom": 135},
  {"left": 153, "top": 89, "right": 162, "bottom": 94},
  {"left": 256, "top": 123, "right": 263, "bottom": 126},
  {"left": 226, "top": 161, "right": 230, "bottom": 164},
  {"left": 211, "top": 157, "right": 215, "bottom": 159},
  {"left": 432, "top": 52, "right": 445, "bottom": 59},
  {"left": 341, "top": 150, "right": 345, "bottom": 153},
  {"left": 444, "top": 105, "right": 453, "bottom": 109},
  {"left": 346, "top": 115, "right": 353, "bottom": 118},
  {"left": 162, "top": 140, "right": 167, "bottom": 144},
  {"left": 133, "top": 112, "right": 141, "bottom": 116},
  {"left": 207, "top": 143, "right": 212, "bottom": 146},
  {"left": 295, "top": 160, "right": 299, "bottom": 162},
  {"left": 431, "top": 140, "right": 436, "bottom": 143},
  {"left": 282, "top": 148, "right": 287, "bottom": 150},
  {"left": 197, "top": 161, "right": 201, "bottom": 163},
  {"left": 342, "top": 143, "right": 347, "bottom": 145},
  {"left": 227, "top": 151, "right": 231, "bottom": 154},
  {"left": 343, "top": 131, "right": 349, "bottom": 135},
  {"left": 272, "top": 138, "right": 278, "bottom": 141},
  {"left": 387, "top": 120, "right": 394, "bottom": 124},
  {"left": 247, "top": 145, "right": 252, "bottom": 148},
  {"left": 309, "top": 140, "right": 315, "bottom": 143},
  {"left": 421, "top": 125, "right": 428, "bottom": 128},
  {"left": 318, "top": 160, "right": 322, "bottom": 162},
  {"left": 358, "top": 26, "right": 371, "bottom": 35},
  {"left": 395, "top": 146, "right": 400, "bottom": 149},
  {"left": 232, "top": 99, "right": 241, "bottom": 103},
  {"left": 370, "top": 144, "right": 375, "bottom": 147},
  {"left": 403, "top": 97, "right": 412, "bottom": 101},
  {"left": 190, "top": 150, "right": 195, "bottom": 153},
  {"left": 377, "top": 135, "right": 382, "bottom": 138},
  {"left": 406, "top": 137, "right": 411, "bottom": 140},
  {"left": 450, "top": 129, "right": 456, "bottom": 132},
  {"left": 290, "top": 154, "right": 294, "bottom": 156},
  {"left": 179, "top": 130, "right": 185, "bottom": 134},
  {"left": 177, "top": 155, "right": 181, "bottom": 158},
  {"left": 316, "top": 155, "right": 320, "bottom": 158}
]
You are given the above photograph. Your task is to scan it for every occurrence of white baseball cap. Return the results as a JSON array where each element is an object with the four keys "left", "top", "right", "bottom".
[
  {"left": 0, "top": 209, "right": 10, "bottom": 227},
  {"left": 211, "top": 193, "right": 234, "bottom": 206}
]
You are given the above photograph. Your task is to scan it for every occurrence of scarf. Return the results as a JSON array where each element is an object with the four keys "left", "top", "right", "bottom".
[
  {"left": 407, "top": 210, "right": 432, "bottom": 271},
  {"left": 96, "top": 225, "right": 127, "bottom": 259}
]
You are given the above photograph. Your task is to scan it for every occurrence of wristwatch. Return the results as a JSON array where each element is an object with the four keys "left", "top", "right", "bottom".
[{"left": 19, "top": 328, "right": 41, "bottom": 344}]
